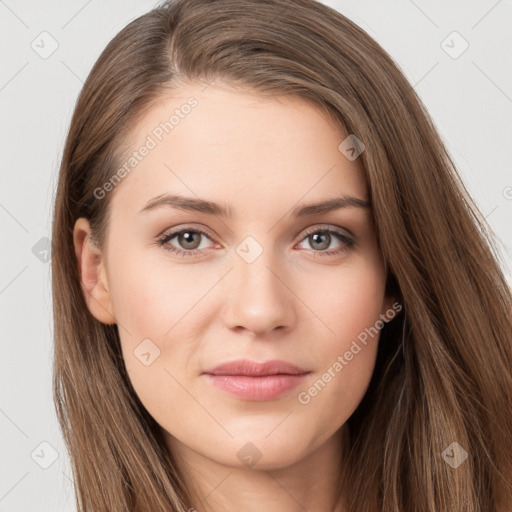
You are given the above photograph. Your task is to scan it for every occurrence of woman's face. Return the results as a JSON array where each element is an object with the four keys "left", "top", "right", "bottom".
[{"left": 75, "top": 81, "right": 394, "bottom": 471}]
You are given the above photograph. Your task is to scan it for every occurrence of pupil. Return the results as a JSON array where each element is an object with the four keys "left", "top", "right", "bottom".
[
  {"left": 180, "top": 231, "right": 200, "bottom": 249},
  {"left": 311, "top": 232, "right": 329, "bottom": 250}
]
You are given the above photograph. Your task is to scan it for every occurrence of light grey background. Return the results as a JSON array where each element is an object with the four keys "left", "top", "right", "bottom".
[{"left": 1, "top": 1, "right": 511, "bottom": 510}]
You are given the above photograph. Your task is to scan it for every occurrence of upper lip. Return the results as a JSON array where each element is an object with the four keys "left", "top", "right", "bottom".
[{"left": 203, "top": 359, "right": 309, "bottom": 376}]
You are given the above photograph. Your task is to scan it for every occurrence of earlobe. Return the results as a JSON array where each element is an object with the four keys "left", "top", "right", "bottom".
[{"left": 73, "top": 217, "right": 116, "bottom": 325}]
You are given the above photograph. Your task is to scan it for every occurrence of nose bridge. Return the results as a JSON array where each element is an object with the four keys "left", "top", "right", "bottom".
[{"left": 220, "top": 234, "right": 295, "bottom": 334}]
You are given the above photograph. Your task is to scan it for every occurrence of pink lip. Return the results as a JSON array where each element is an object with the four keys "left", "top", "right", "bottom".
[{"left": 203, "top": 359, "right": 310, "bottom": 401}]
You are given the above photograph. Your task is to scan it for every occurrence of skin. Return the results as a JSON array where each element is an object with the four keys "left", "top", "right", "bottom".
[{"left": 74, "top": 80, "right": 395, "bottom": 512}]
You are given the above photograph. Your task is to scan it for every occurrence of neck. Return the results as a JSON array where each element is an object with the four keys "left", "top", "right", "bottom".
[{"left": 165, "top": 425, "right": 351, "bottom": 512}]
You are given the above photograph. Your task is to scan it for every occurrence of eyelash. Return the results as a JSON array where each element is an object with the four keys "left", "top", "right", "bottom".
[{"left": 156, "top": 225, "right": 355, "bottom": 259}]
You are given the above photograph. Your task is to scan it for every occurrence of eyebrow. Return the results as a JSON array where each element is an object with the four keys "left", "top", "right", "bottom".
[{"left": 139, "top": 193, "right": 371, "bottom": 218}]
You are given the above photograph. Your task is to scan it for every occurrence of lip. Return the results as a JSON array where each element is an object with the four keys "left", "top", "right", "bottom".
[
  {"left": 204, "top": 359, "right": 309, "bottom": 376},
  {"left": 203, "top": 359, "right": 310, "bottom": 401}
]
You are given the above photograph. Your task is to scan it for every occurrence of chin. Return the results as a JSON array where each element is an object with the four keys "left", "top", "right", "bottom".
[{"left": 222, "top": 434, "right": 310, "bottom": 470}]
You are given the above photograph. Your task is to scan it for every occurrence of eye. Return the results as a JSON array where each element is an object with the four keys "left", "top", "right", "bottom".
[
  {"left": 156, "top": 225, "right": 355, "bottom": 259},
  {"left": 295, "top": 226, "right": 355, "bottom": 258},
  {"left": 157, "top": 227, "right": 216, "bottom": 258}
]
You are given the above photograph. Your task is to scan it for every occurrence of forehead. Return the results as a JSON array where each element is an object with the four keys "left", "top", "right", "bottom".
[{"left": 109, "top": 81, "right": 368, "bottom": 219}]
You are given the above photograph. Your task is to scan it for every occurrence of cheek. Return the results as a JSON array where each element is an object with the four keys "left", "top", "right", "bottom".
[
  {"left": 306, "top": 258, "right": 387, "bottom": 351},
  {"left": 106, "top": 249, "right": 218, "bottom": 393},
  {"left": 107, "top": 248, "right": 199, "bottom": 338},
  {"left": 102, "top": 238, "right": 389, "bottom": 463},
  {"left": 293, "top": 258, "right": 386, "bottom": 419},
  {"left": 106, "top": 252, "right": 202, "bottom": 420}
]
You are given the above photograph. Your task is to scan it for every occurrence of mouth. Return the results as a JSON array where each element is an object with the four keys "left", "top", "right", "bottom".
[{"left": 202, "top": 359, "right": 311, "bottom": 401}]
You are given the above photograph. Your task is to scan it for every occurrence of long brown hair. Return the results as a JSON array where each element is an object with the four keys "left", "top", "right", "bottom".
[{"left": 51, "top": 0, "right": 512, "bottom": 510}]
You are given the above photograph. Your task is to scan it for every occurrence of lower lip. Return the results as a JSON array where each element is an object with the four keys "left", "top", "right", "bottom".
[{"left": 205, "top": 373, "right": 309, "bottom": 401}]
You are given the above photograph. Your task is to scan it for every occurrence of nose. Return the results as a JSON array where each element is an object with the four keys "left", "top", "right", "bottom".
[{"left": 220, "top": 247, "right": 296, "bottom": 337}]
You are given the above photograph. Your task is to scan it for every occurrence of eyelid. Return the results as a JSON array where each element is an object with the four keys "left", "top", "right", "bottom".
[
  {"left": 156, "top": 225, "right": 218, "bottom": 249},
  {"left": 156, "top": 222, "right": 215, "bottom": 239},
  {"left": 157, "top": 222, "right": 353, "bottom": 241},
  {"left": 156, "top": 222, "right": 355, "bottom": 257},
  {"left": 297, "top": 223, "right": 354, "bottom": 240}
]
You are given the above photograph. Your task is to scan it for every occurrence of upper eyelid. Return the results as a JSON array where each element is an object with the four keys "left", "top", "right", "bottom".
[
  {"left": 159, "top": 223, "right": 354, "bottom": 246},
  {"left": 300, "top": 224, "right": 354, "bottom": 238}
]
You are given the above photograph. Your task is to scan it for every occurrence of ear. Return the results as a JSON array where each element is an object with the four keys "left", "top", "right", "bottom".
[{"left": 73, "top": 217, "right": 116, "bottom": 325}]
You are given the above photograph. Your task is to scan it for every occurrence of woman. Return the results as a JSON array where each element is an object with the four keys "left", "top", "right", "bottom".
[{"left": 51, "top": 0, "right": 512, "bottom": 510}]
